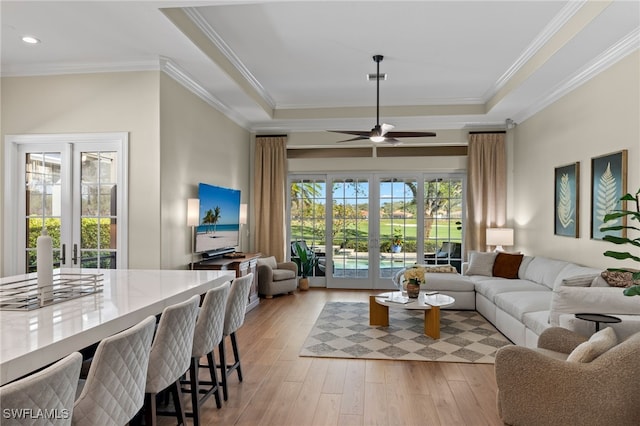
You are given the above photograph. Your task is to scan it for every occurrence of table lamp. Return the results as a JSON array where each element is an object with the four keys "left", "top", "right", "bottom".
[
  {"left": 486, "top": 228, "right": 514, "bottom": 252},
  {"left": 187, "top": 198, "right": 200, "bottom": 269},
  {"left": 239, "top": 203, "right": 248, "bottom": 253}
]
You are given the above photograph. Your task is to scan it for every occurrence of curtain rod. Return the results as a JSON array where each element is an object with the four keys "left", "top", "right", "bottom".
[
  {"left": 468, "top": 130, "right": 506, "bottom": 134},
  {"left": 256, "top": 134, "right": 288, "bottom": 138}
]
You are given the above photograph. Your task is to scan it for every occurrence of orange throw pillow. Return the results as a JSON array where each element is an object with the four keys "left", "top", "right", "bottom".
[{"left": 492, "top": 252, "right": 524, "bottom": 279}]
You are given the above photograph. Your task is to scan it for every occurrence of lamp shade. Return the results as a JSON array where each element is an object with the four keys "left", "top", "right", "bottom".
[
  {"left": 239, "top": 203, "right": 248, "bottom": 225},
  {"left": 187, "top": 198, "right": 200, "bottom": 227},
  {"left": 486, "top": 228, "right": 514, "bottom": 247}
]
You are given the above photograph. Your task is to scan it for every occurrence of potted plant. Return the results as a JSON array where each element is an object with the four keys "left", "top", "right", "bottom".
[
  {"left": 392, "top": 228, "right": 403, "bottom": 253},
  {"left": 601, "top": 188, "right": 640, "bottom": 296},
  {"left": 293, "top": 241, "right": 318, "bottom": 291}
]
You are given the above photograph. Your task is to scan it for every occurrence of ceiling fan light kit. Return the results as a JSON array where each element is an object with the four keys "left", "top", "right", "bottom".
[{"left": 330, "top": 54, "right": 436, "bottom": 145}]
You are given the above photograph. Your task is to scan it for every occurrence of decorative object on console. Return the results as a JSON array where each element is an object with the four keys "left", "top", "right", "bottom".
[
  {"left": 554, "top": 162, "right": 580, "bottom": 237},
  {"left": 36, "top": 227, "right": 54, "bottom": 303},
  {"left": 485, "top": 228, "right": 513, "bottom": 252},
  {"left": 591, "top": 150, "right": 627, "bottom": 240},
  {"left": 600, "top": 187, "right": 640, "bottom": 296},
  {"left": 187, "top": 198, "right": 200, "bottom": 270}
]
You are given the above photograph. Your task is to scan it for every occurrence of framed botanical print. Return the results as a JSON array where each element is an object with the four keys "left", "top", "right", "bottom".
[
  {"left": 591, "top": 150, "right": 628, "bottom": 240},
  {"left": 554, "top": 162, "right": 579, "bottom": 237}
]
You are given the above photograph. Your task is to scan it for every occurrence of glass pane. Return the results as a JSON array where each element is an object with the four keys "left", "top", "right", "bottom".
[
  {"left": 80, "top": 151, "right": 118, "bottom": 269},
  {"left": 25, "top": 152, "right": 63, "bottom": 274},
  {"left": 99, "top": 184, "right": 116, "bottom": 216},
  {"left": 379, "top": 178, "right": 417, "bottom": 279},
  {"left": 289, "top": 179, "right": 327, "bottom": 276},
  {"left": 423, "top": 177, "right": 464, "bottom": 272},
  {"left": 331, "top": 179, "right": 369, "bottom": 279}
]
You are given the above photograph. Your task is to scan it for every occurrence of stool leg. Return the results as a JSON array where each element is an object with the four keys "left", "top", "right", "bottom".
[
  {"left": 231, "top": 332, "right": 243, "bottom": 382},
  {"left": 218, "top": 338, "right": 229, "bottom": 401},
  {"left": 189, "top": 358, "right": 200, "bottom": 426},
  {"left": 206, "top": 351, "right": 222, "bottom": 409}
]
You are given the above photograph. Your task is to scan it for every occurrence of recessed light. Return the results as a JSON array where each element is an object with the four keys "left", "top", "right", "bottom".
[{"left": 22, "top": 36, "right": 40, "bottom": 44}]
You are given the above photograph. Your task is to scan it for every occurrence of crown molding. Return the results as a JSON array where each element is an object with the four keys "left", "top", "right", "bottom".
[
  {"left": 512, "top": 27, "right": 640, "bottom": 124},
  {"left": 160, "top": 57, "right": 249, "bottom": 129},
  {"left": 0, "top": 60, "right": 160, "bottom": 77},
  {"left": 484, "top": 0, "right": 586, "bottom": 102},
  {"left": 183, "top": 7, "right": 276, "bottom": 109}
]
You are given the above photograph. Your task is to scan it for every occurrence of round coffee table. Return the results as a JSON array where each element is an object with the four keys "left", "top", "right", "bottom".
[
  {"left": 575, "top": 313, "right": 621, "bottom": 332},
  {"left": 369, "top": 291, "right": 455, "bottom": 339}
]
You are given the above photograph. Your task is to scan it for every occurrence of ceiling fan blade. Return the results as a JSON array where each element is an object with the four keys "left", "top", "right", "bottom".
[
  {"left": 336, "top": 136, "right": 369, "bottom": 143},
  {"left": 385, "top": 131, "right": 437, "bottom": 138},
  {"left": 328, "top": 130, "right": 370, "bottom": 137},
  {"left": 381, "top": 123, "right": 394, "bottom": 136},
  {"left": 384, "top": 138, "right": 402, "bottom": 145}
]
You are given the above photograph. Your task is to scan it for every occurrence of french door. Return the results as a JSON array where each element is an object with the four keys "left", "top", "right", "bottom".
[
  {"left": 289, "top": 173, "right": 464, "bottom": 290},
  {"left": 3, "top": 133, "right": 128, "bottom": 275}
]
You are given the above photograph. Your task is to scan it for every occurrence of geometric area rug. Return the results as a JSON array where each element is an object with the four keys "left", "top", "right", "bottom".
[{"left": 299, "top": 302, "right": 512, "bottom": 364}]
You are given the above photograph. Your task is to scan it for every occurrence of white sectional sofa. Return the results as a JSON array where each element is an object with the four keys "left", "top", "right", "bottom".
[{"left": 461, "top": 252, "right": 640, "bottom": 348}]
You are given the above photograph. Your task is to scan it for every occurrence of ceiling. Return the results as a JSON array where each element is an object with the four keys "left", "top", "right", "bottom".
[{"left": 2, "top": 1, "right": 639, "bottom": 139}]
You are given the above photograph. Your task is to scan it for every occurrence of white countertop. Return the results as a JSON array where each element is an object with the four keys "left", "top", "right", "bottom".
[{"left": 0, "top": 268, "right": 235, "bottom": 385}]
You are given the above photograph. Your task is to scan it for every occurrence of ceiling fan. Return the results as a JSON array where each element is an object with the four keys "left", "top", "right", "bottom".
[{"left": 329, "top": 55, "right": 436, "bottom": 145}]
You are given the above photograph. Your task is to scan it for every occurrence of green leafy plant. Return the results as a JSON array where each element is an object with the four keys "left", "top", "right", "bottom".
[
  {"left": 293, "top": 241, "right": 318, "bottom": 278},
  {"left": 392, "top": 228, "right": 403, "bottom": 246},
  {"left": 600, "top": 188, "right": 640, "bottom": 296}
]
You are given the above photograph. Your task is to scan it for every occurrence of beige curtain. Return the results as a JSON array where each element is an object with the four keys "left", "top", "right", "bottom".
[
  {"left": 466, "top": 132, "right": 507, "bottom": 253},
  {"left": 253, "top": 136, "right": 287, "bottom": 261}
]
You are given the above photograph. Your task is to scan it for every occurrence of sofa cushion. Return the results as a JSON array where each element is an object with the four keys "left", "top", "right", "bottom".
[
  {"left": 591, "top": 276, "right": 610, "bottom": 287},
  {"left": 601, "top": 270, "right": 640, "bottom": 288},
  {"left": 474, "top": 279, "right": 548, "bottom": 302},
  {"left": 517, "top": 255, "right": 534, "bottom": 279},
  {"left": 566, "top": 327, "right": 617, "bottom": 363},
  {"left": 272, "top": 269, "right": 296, "bottom": 281},
  {"left": 561, "top": 274, "right": 600, "bottom": 287},
  {"left": 549, "top": 286, "right": 640, "bottom": 326},
  {"left": 522, "top": 310, "right": 552, "bottom": 337},
  {"left": 257, "top": 256, "right": 277, "bottom": 269},
  {"left": 466, "top": 251, "right": 497, "bottom": 277},
  {"left": 552, "top": 263, "right": 602, "bottom": 290},
  {"left": 494, "top": 291, "right": 552, "bottom": 321},
  {"left": 493, "top": 253, "right": 524, "bottom": 279},
  {"left": 423, "top": 273, "right": 475, "bottom": 291},
  {"left": 522, "top": 257, "right": 570, "bottom": 289}
]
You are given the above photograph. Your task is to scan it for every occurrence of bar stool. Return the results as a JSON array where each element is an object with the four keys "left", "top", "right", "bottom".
[
  {"left": 143, "top": 295, "right": 200, "bottom": 425},
  {"left": 218, "top": 273, "right": 253, "bottom": 401},
  {"left": 72, "top": 316, "right": 156, "bottom": 426},
  {"left": 183, "top": 281, "right": 230, "bottom": 425},
  {"left": 0, "top": 352, "right": 82, "bottom": 426}
]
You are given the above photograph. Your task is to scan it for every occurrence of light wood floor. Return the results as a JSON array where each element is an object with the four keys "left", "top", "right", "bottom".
[{"left": 163, "top": 289, "right": 504, "bottom": 426}]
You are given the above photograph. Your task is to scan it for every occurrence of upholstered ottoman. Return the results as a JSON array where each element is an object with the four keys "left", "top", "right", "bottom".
[{"left": 423, "top": 272, "right": 476, "bottom": 310}]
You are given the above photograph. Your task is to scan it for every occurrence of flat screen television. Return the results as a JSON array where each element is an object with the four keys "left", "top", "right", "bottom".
[{"left": 195, "top": 183, "right": 241, "bottom": 255}]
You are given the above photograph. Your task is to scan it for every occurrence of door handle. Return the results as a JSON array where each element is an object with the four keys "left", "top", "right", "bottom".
[
  {"left": 72, "top": 244, "right": 78, "bottom": 265},
  {"left": 61, "top": 244, "right": 66, "bottom": 265}
]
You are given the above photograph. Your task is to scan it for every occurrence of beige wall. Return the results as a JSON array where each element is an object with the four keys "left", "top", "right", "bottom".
[
  {"left": 0, "top": 70, "right": 250, "bottom": 275},
  {"left": 1, "top": 71, "right": 161, "bottom": 273},
  {"left": 287, "top": 129, "right": 468, "bottom": 172},
  {"left": 158, "top": 73, "right": 250, "bottom": 269},
  {"left": 512, "top": 51, "right": 640, "bottom": 270}
]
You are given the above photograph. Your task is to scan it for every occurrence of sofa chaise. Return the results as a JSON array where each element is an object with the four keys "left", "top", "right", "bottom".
[{"left": 427, "top": 251, "right": 640, "bottom": 347}]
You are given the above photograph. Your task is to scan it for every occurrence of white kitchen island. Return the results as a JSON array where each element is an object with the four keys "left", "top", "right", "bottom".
[{"left": 0, "top": 268, "right": 234, "bottom": 385}]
